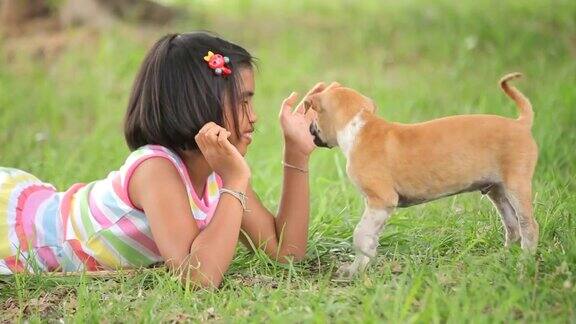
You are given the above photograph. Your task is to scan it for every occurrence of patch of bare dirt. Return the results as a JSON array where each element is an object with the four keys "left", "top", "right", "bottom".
[{"left": 1, "top": 286, "right": 76, "bottom": 322}]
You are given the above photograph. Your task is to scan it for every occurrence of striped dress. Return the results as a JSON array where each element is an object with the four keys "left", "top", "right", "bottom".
[{"left": 0, "top": 145, "right": 222, "bottom": 274}]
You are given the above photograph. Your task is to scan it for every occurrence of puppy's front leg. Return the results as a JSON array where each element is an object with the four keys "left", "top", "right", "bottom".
[{"left": 337, "top": 201, "right": 394, "bottom": 279}]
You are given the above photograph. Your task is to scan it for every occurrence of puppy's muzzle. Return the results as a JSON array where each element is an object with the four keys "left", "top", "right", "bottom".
[{"left": 310, "top": 123, "right": 330, "bottom": 148}]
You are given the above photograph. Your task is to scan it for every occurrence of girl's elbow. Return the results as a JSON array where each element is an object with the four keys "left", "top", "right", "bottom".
[
  {"left": 291, "top": 252, "right": 306, "bottom": 262},
  {"left": 274, "top": 249, "right": 306, "bottom": 263},
  {"left": 194, "top": 275, "right": 223, "bottom": 289},
  {"left": 179, "top": 271, "right": 223, "bottom": 289},
  {"left": 168, "top": 262, "right": 224, "bottom": 289}
]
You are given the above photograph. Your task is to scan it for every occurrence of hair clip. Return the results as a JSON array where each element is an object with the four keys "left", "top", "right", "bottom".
[{"left": 203, "top": 51, "right": 232, "bottom": 76}]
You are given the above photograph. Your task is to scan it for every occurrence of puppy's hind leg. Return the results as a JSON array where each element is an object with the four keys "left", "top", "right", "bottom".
[
  {"left": 504, "top": 181, "right": 539, "bottom": 254},
  {"left": 337, "top": 196, "right": 396, "bottom": 279},
  {"left": 501, "top": 150, "right": 539, "bottom": 254},
  {"left": 487, "top": 184, "right": 520, "bottom": 247}
]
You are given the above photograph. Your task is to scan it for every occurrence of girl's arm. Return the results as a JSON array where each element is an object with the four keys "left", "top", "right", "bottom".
[
  {"left": 240, "top": 148, "right": 310, "bottom": 261},
  {"left": 240, "top": 83, "right": 326, "bottom": 262},
  {"left": 130, "top": 123, "right": 250, "bottom": 288}
]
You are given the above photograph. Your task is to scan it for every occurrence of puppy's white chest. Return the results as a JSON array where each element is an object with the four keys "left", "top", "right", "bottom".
[
  {"left": 337, "top": 113, "right": 366, "bottom": 160},
  {"left": 337, "top": 113, "right": 366, "bottom": 190}
]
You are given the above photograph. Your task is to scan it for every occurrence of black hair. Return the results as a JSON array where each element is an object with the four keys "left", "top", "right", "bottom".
[{"left": 124, "top": 31, "right": 255, "bottom": 153}]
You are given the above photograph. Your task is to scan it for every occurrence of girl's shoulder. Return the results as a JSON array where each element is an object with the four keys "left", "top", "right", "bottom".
[
  {"left": 116, "top": 145, "right": 191, "bottom": 209},
  {"left": 120, "top": 144, "right": 222, "bottom": 227},
  {"left": 124, "top": 145, "right": 183, "bottom": 168},
  {"left": 120, "top": 144, "right": 189, "bottom": 188}
]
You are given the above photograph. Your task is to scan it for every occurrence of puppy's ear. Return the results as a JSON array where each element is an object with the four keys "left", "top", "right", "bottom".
[{"left": 304, "top": 93, "right": 322, "bottom": 112}]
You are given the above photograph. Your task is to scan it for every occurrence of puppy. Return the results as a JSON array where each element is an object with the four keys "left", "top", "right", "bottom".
[{"left": 306, "top": 74, "right": 538, "bottom": 278}]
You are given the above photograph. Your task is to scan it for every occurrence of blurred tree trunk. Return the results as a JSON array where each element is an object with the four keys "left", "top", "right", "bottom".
[
  {"left": 0, "top": 0, "right": 52, "bottom": 29},
  {"left": 60, "top": 0, "right": 177, "bottom": 28},
  {"left": 0, "top": 0, "right": 176, "bottom": 33}
]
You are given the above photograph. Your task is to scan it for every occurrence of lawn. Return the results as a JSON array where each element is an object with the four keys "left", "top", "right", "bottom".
[{"left": 1, "top": 0, "right": 575, "bottom": 322}]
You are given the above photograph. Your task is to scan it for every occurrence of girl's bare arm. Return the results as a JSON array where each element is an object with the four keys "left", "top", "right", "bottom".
[
  {"left": 240, "top": 149, "right": 310, "bottom": 262},
  {"left": 239, "top": 84, "right": 328, "bottom": 261},
  {"left": 130, "top": 158, "right": 248, "bottom": 288},
  {"left": 131, "top": 123, "right": 251, "bottom": 288}
]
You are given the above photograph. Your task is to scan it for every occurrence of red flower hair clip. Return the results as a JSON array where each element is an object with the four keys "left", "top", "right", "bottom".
[{"left": 203, "top": 51, "right": 232, "bottom": 76}]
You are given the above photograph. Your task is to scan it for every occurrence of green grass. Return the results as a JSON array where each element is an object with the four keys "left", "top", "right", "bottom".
[{"left": 1, "top": 0, "right": 575, "bottom": 322}]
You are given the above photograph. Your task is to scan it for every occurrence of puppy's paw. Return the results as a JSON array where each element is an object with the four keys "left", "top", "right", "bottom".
[
  {"left": 521, "top": 239, "right": 538, "bottom": 255},
  {"left": 354, "top": 235, "right": 378, "bottom": 258},
  {"left": 504, "top": 230, "right": 521, "bottom": 248},
  {"left": 504, "top": 236, "right": 520, "bottom": 248},
  {"left": 335, "top": 262, "right": 358, "bottom": 281}
]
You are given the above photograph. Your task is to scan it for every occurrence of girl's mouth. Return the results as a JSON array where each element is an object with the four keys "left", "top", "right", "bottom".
[{"left": 243, "top": 130, "right": 254, "bottom": 142}]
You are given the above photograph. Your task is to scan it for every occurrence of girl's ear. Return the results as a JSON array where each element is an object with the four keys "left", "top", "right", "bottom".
[{"left": 304, "top": 93, "right": 322, "bottom": 112}]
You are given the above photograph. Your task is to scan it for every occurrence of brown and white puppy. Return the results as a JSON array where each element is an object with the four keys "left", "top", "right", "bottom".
[{"left": 306, "top": 74, "right": 538, "bottom": 278}]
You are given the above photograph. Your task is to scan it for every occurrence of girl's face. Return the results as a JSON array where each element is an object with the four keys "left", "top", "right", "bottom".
[{"left": 225, "top": 68, "right": 257, "bottom": 156}]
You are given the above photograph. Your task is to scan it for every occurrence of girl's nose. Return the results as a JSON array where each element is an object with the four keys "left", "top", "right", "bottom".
[{"left": 248, "top": 108, "right": 258, "bottom": 123}]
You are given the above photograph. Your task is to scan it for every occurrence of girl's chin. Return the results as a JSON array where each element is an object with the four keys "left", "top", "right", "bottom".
[
  {"left": 239, "top": 145, "right": 249, "bottom": 156},
  {"left": 233, "top": 142, "right": 249, "bottom": 156}
]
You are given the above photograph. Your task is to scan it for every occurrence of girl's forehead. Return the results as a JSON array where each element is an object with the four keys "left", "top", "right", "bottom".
[{"left": 239, "top": 68, "right": 255, "bottom": 94}]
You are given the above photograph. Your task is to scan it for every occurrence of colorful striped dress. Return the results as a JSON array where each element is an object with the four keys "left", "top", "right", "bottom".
[{"left": 0, "top": 145, "right": 222, "bottom": 274}]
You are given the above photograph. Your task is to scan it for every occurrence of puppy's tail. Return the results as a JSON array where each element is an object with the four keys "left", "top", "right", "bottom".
[{"left": 499, "top": 72, "right": 533, "bottom": 127}]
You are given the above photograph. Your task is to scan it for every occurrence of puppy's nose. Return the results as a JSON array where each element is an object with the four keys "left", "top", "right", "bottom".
[
  {"left": 310, "top": 123, "right": 330, "bottom": 148},
  {"left": 309, "top": 123, "right": 319, "bottom": 136}
]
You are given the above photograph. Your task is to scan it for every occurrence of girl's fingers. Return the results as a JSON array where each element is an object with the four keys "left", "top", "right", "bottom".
[
  {"left": 325, "top": 81, "right": 341, "bottom": 91},
  {"left": 306, "top": 82, "right": 326, "bottom": 96},
  {"left": 280, "top": 92, "right": 299, "bottom": 116},
  {"left": 221, "top": 135, "right": 240, "bottom": 155},
  {"left": 194, "top": 132, "right": 206, "bottom": 148},
  {"left": 204, "top": 125, "right": 227, "bottom": 146},
  {"left": 198, "top": 122, "right": 217, "bottom": 135},
  {"left": 217, "top": 129, "right": 231, "bottom": 149},
  {"left": 205, "top": 126, "right": 220, "bottom": 139},
  {"left": 196, "top": 123, "right": 211, "bottom": 148},
  {"left": 196, "top": 123, "right": 231, "bottom": 156},
  {"left": 295, "top": 82, "right": 326, "bottom": 114}
]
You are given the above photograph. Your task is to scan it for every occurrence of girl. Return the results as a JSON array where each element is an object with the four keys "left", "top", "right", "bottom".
[{"left": 0, "top": 32, "right": 324, "bottom": 287}]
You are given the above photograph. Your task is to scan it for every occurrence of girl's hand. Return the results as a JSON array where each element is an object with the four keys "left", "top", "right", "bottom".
[
  {"left": 279, "top": 82, "right": 326, "bottom": 157},
  {"left": 195, "top": 123, "right": 250, "bottom": 189}
]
